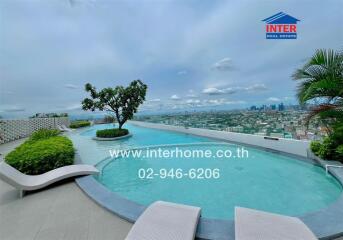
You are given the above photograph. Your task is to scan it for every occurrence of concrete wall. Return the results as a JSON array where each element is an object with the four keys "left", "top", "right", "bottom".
[
  {"left": 130, "top": 121, "right": 311, "bottom": 157},
  {"left": 0, "top": 117, "right": 70, "bottom": 144}
]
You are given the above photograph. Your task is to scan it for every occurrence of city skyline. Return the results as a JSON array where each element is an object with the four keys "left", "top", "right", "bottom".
[{"left": 135, "top": 107, "right": 323, "bottom": 140}]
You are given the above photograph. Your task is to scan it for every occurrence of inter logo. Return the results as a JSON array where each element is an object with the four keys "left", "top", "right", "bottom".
[{"left": 262, "top": 12, "right": 300, "bottom": 39}]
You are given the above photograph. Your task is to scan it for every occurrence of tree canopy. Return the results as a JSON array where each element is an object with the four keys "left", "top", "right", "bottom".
[{"left": 82, "top": 80, "right": 147, "bottom": 129}]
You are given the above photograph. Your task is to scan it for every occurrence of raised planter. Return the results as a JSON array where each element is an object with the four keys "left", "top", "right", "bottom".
[{"left": 92, "top": 133, "right": 132, "bottom": 141}]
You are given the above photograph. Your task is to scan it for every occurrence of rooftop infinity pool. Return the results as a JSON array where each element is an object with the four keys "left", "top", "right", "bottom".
[{"left": 70, "top": 123, "right": 342, "bottom": 220}]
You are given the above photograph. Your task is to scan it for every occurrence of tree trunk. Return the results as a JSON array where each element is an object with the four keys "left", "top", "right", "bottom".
[{"left": 114, "top": 110, "right": 122, "bottom": 129}]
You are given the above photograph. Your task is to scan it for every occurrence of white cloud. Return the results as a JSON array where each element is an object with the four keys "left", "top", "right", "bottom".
[
  {"left": 212, "top": 58, "right": 234, "bottom": 71},
  {"left": 207, "top": 99, "right": 224, "bottom": 105},
  {"left": 187, "top": 93, "right": 198, "bottom": 98},
  {"left": 202, "top": 87, "right": 237, "bottom": 95},
  {"left": 177, "top": 70, "right": 188, "bottom": 75},
  {"left": 202, "top": 87, "right": 225, "bottom": 95},
  {"left": 283, "top": 96, "right": 293, "bottom": 101},
  {"left": 186, "top": 99, "right": 201, "bottom": 104},
  {"left": 148, "top": 98, "right": 161, "bottom": 102},
  {"left": 222, "top": 88, "right": 237, "bottom": 94},
  {"left": 64, "top": 103, "right": 82, "bottom": 111},
  {"left": 202, "top": 83, "right": 267, "bottom": 96},
  {"left": 227, "top": 100, "right": 245, "bottom": 105},
  {"left": 267, "top": 96, "right": 294, "bottom": 102},
  {"left": 0, "top": 106, "right": 26, "bottom": 112},
  {"left": 245, "top": 84, "right": 267, "bottom": 91},
  {"left": 64, "top": 84, "right": 78, "bottom": 89},
  {"left": 267, "top": 97, "right": 281, "bottom": 102},
  {"left": 170, "top": 94, "right": 181, "bottom": 100},
  {"left": 186, "top": 89, "right": 198, "bottom": 98},
  {"left": 202, "top": 98, "right": 245, "bottom": 106}
]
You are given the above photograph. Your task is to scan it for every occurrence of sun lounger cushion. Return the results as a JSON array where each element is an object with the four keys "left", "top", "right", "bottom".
[
  {"left": 125, "top": 201, "right": 201, "bottom": 240},
  {"left": 235, "top": 207, "right": 317, "bottom": 240}
]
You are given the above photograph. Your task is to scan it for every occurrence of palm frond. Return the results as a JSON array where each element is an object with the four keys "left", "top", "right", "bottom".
[{"left": 293, "top": 48, "right": 343, "bottom": 112}]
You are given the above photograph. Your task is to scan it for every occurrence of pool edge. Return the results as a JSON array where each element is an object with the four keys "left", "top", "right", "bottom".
[
  {"left": 74, "top": 124, "right": 343, "bottom": 240},
  {"left": 75, "top": 175, "right": 234, "bottom": 240}
]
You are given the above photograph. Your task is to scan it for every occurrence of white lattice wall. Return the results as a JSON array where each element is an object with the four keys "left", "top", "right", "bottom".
[{"left": 0, "top": 117, "right": 70, "bottom": 144}]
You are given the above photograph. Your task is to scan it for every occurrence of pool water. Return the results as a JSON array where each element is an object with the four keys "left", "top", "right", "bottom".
[
  {"left": 70, "top": 123, "right": 212, "bottom": 165},
  {"left": 70, "top": 124, "right": 342, "bottom": 220}
]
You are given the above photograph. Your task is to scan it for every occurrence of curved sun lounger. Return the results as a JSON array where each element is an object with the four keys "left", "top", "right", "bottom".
[
  {"left": 125, "top": 201, "right": 201, "bottom": 240},
  {"left": 57, "top": 124, "right": 73, "bottom": 132},
  {"left": 62, "top": 124, "right": 74, "bottom": 132},
  {"left": 235, "top": 207, "right": 317, "bottom": 240},
  {"left": 0, "top": 162, "right": 99, "bottom": 198},
  {"left": 56, "top": 125, "right": 67, "bottom": 132}
]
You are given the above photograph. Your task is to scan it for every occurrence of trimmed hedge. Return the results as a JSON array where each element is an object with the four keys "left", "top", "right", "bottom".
[
  {"left": 29, "top": 129, "right": 60, "bottom": 142},
  {"left": 69, "top": 120, "right": 91, "bottom": 128},
  {"left": 5, "top": 136, "right": 75, "bottom": 175},
  {"left": 96, "top": 128, "right": 129, "bottom": 138}
]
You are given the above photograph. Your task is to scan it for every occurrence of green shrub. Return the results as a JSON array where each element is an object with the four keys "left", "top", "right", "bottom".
[
  {"left": 311, "top": 136, "right": 343, "bottom": 162},
  {"left": 29, "top": 129, "right": 60, "bottom": 142},
  {"left": 336, "top": 145, "right": 343, "bottom": 159},
  {"left": 5, "top": 136, "right": 75, "bottom": 175},
  {"left": 310, "top": 123, "right": 343, "bottom": 162},
  {"left": 96, "top": 128, "right": 129, "bottom": 138},
  {"left": 69, "top": 120, "right": 91, "bottom": 128},
  {"left": 317, "top": 137, "right": 337, "bottom": 159},
  {"left": 310, "top": 141, "right": 322, "bottom": 156}
]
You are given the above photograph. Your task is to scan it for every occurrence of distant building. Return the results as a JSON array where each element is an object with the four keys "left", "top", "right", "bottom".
[
  {"left": 278, "top": 103, "right": 285, "bottom": 111},
  {"left": 283, "top": 132, "right": 293, "bottom": 139},
  {"left": 135, "top": 108, "right": 325, "bottom": 140},
  {"left": 226, "top": 126, "right": 244, "bottom": 133}
]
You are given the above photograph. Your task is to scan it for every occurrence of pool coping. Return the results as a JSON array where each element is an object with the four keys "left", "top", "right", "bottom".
[
  {"left": 92, "top": 133, "right": 133, "bottom": 141},
  {"left": 74, "top": 124, "right": 343, "bottom": 240}
]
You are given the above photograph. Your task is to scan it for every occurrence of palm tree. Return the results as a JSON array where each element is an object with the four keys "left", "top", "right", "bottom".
[{"left": 293, "top": 49, "right": 343, "bottom": 130}]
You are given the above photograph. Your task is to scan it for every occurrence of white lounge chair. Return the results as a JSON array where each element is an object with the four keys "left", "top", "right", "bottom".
[
  {"left": 56, "top": 125, "right": 66, "bottom": 132},
  {"left": 125, "top": 201, "right": 201, "bottom": 240},
  {"left": 0, "top": 162, "right": 99, "bottom": 198},
  {"left": 235, "top": 207, "right": 317, "bottom": 240},
  {"left": 61, "top": 124, "right": 74, "bottom": 132}
]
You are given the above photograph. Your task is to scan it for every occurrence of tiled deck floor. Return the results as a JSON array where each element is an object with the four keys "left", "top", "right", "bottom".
[
  {"left": 0, "top": 180, "right": 132, "bottom": 240},
  {"left": 1, "top": 139, "right": 342, "bottom": 240},
  {"left": 0, "top": 139, "right": 132, "bottom": 240}
]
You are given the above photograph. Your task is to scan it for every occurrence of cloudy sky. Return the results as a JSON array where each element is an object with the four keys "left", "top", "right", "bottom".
[{"left": 0, "top": 0, "right": 342, "bottom": 118}]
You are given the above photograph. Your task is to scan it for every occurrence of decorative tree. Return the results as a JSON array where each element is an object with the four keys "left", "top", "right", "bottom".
[{"left": 82, "top": 80, "right": 147, "bottom": 129}]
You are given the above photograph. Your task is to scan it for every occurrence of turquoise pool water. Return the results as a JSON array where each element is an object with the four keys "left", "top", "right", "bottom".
[{"left": 70, "top": 124, "right": 342, "bottom": 220}]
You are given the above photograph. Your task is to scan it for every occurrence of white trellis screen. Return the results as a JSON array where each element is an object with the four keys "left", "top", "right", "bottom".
[{"left": 0, "top": 117, "right": 70, "bottom": 144}]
